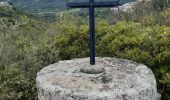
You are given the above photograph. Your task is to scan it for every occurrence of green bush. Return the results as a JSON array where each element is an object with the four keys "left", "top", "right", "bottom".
[
  {"left": 0, "top": 15, "right": 59, "bottom": 99},
  {"left": 152, "top": 0, "right": 170, "bottom": 10},
  {"left": 52, "top": 14, "right": 89, "bottom": 60},
  {"left": 0, "top": 64, "right": 37, "bottom": 100},
  {"left": 115, "top": 1, "right": 170, "bottom": 26}
]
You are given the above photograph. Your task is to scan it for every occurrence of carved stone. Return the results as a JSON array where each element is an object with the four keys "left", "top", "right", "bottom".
[{"left": 36, "top": 57, "right": 160, "bottom": 100}]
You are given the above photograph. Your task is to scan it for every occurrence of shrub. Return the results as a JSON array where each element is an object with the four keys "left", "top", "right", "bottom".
[
  {"left": 0, "top": 15, "right": 59, "bottom": 99},
  {"left": 151, "top": 0, "right": 170, "bottom": 10}
]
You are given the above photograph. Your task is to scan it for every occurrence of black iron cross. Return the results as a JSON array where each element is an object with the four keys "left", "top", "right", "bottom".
[{"left": 66, "top": 0, "right": 120, "bottom": 65}]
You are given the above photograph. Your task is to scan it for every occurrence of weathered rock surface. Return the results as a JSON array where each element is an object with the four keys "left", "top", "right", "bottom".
[
  {"left": 0, "top": 2, "right": 8, "bottom": 6},
  {"left": 36, "top": 57, "right": 159, "bottom": 100},
  {"left": 111, "top": 0, "right": 151, "bottom": 12}
]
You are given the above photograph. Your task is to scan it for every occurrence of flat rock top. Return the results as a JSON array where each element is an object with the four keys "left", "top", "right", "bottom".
[{"left": 36, "top": 57, "right": 157, "bottom": 99}]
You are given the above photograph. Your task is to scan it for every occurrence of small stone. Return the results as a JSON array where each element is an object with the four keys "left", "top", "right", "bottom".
[{"left": 80, "top": 63, "right": 105, "bottom": 74}]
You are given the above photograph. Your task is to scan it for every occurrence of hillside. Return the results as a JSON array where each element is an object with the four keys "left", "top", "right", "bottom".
[
  {"left": 0, "top": 0, "right": 169, "bottom": 100},
  {"left": 0, "top": 0, "right": 136, "bottom": 21},
  {"left": 1, "top": 0, "right": 135, "bottom": 14}
]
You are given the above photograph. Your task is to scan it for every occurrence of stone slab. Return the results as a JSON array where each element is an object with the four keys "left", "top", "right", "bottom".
[{"left": 36, "top": 57, "right": 159, "bottom": 100}]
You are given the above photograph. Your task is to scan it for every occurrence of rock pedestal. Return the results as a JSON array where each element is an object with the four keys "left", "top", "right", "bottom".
[{"left": 36, "top": 57, "right": 159, "bottom": 100}]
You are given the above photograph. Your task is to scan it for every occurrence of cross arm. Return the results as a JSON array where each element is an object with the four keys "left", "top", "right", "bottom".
[
  {"left": 66, "top": 2, "right": 90, "bottom": 8},
  {"left": 66, "top": 1, "right": 121, "bottom": 8},
  {"left": 93, "top": 1, "right": 120, "bottom": 8}
]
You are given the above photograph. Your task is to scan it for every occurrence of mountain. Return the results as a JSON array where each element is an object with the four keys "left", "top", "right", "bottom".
[
  {"left": 0, "top": 0, "right": 136, "bottom": 21},
  {"left": 0, "top": 0, "right": 135, "bottom": 14},
  {"left": 10, "top": 0, "right": 66, "bottom": 14}
]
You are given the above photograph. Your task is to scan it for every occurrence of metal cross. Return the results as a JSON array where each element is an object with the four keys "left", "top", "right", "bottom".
[{"left": 66, "top": 0, "right": 120, "bottom": 65}]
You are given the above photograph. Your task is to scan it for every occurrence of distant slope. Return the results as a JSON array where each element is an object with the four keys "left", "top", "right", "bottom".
[
  {"left": 7, "top": 0, "right": 135, "bottom": 14},
  {"left": 10, "top": 0, "right": 66, "bottom": 13},
  {"left": 0, "top": 0, "right": 135, "bottom": 21}
]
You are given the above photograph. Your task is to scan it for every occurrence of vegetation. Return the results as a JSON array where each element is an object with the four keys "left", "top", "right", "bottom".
[
  {"left": 10, "top": 0, "right": 66, "bottom": 13},
  {"left": 0, "top": 0, "right": 170, "bottom": 100},
  {"left": 9, "top": 0, "right": 134, "bottom": 14},
  {"left": 151, "top": 0, "right": 170, "bottom": 10}
]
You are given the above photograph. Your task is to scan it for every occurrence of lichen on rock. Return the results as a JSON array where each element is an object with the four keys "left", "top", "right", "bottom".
[{"left": 36, "top": 57, "right": 159, "bottom": 100}]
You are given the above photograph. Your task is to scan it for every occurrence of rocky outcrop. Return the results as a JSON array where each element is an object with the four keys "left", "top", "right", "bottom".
[
  {"left": 36, "top": 57, "right": 160, "bottom": 100},
  {"left": 0, "top": 2, "right": 9, "bottom": 6},
  {"left": 0, "top": 1, "right": 12, "bottom": 9},
  {"left": 111, "top": 1, "right": 137, "bottom": 12},
  {"left": 111, "top": 0, "right": 150, "bottom": 12}
]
